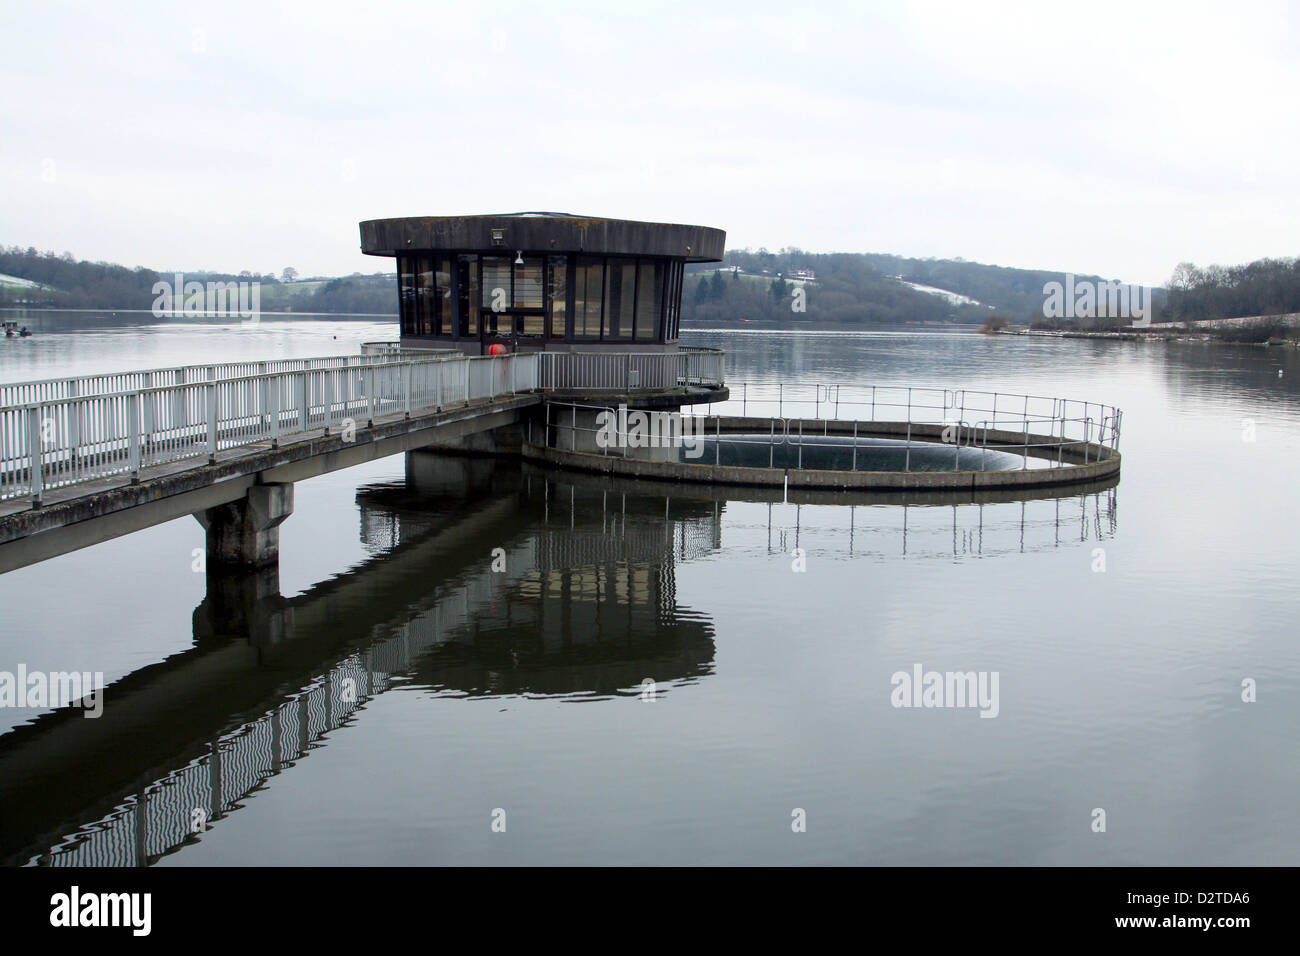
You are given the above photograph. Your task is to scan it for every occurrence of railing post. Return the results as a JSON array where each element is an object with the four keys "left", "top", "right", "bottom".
[
  {"left": 207, "top": 381, "right": 219, "bottom": 463},
  {"left": 174, "top": 368, "right": 187, "bottom": 428},
  {"left": 26, "top": 405, "right": 43, "bottom": 507},
  {"left": 270, "top": 374, "right": 281, "bottom": 447},
  {"left": 259, "top": 362, "right": 269, "bottom": 429},
  {"left": 297, "top": 371, "right": 309, "bottom": 433},
  {"left": 68, "top": 381, "right": 80, "bottom": 466},
  {"left": 366, "top": 366, "right": 376, "bottom": 425},
  {"left": 852, "top": 420, "right": 858, "bottom": 471},
  {"left": 128, "top": 391, "right": 142, "bottom": 482},
  {"left": 322, "top": 370, "right": 333, "bottom": 436},
  {"left": 141, "top": 372, "right": 155, "bottom": 452}
]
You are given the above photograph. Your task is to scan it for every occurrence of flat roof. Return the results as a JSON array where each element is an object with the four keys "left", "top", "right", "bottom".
[{"left": 359, "top": 213, "right": 726, "bottom": 262}]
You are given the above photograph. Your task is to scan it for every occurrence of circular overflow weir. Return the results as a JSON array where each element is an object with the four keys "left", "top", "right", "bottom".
[{"left": 526, "top": 384, "right": 1122, "bottom": 492}]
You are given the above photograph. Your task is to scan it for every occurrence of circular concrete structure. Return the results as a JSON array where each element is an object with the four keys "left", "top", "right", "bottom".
[{"left": 526, "top": 417, "right": 1121, "bottom": 491}]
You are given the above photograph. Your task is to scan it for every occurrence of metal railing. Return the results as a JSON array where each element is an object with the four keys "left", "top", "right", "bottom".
[
  {"left": 1, "top": 353, "right": 538, "bottom": 505},
  {"left": 540, "top": 383, "right": 1121, "bottom": 473},
  {"left": 712, "top": 383, "right": 1122, "bottom": 458},
  {"left": 539, "top": 347, "right": 724, "bottom": 390},
  {"left": 0, "top": 345, "right": 727, "bottom": 506},
  {"left": 361, "top": 342, "right": 725, "bottom": 390},
  {"left": 0, "top": 352, "right": 436, "bottom": 410},
  {"left": 359, "top": 341, "right": 460, "bottom": 358}
]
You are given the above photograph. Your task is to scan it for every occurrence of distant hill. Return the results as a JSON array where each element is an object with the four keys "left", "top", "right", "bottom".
[
  {"left": 681, "top": 248, "right": 1151, "bottom": 329},
  {"left": 0, "top": 246, "right": 394, "bottom": 314},
  {"left": 10, "top": 242, "right": 1250, "bottom": 331}
]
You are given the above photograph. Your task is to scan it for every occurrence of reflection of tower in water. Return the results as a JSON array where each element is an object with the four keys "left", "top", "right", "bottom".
[{"left": 378, "top": 457, "right": 722, "bottom": 699}]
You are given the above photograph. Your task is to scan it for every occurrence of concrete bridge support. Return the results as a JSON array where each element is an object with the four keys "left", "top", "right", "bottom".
[
  {"left": 195, "top": 482, "right": 295, "bottom": 570},
  {"left": 192, "top": 483, "right": 295, "bottom": 647}
]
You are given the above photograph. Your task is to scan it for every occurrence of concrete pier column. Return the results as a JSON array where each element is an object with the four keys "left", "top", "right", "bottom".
[
  {"left": 192, "top": 483, "right": 295, "bottom": 648},
  {"left": 196, "top": 482, "right": 294, "bottom": 569}
]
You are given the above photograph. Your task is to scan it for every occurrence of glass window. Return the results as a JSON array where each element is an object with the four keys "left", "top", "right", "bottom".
[
  {"left": 482, "top": 256, "right": 511, "bottom": 314},
  {"left": 514, "top": 257, "right": 544, "bottom": 310},
  {"left": 665, "top": 260, "right": 683, "bottom": 340},
  {"left": 398, "top": 256, "right": 418, "bottom": 336},
  {"left": 458, "top": 255, "right": 478, "bottom": 337},
  {"left": 573, "top": 256, "right": 603, "bottom": 339},
  {"left": 635, "top": 259, "right": 663, "bottom": 341},
  {"left": 415, "top": 255, "right": 436, "bottom": 336},
  {"left": 604, "top": 259, "right": 636, "bottom": 340},
  {"left": 548, "top": 255, "right": 568, "bottom": 339},
  {"left": 434, "top": 255, "right": 453, "bottom": 337}
]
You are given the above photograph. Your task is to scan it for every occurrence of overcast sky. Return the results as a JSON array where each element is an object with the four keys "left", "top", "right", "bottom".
[{"left": 3, "top": 0, "right": 1297, "bottom": 286}]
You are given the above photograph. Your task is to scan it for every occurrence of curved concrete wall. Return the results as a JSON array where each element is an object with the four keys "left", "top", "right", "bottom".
[
  {"left": 360, "top": 214, "right": 726, "bottom": 262},
  {"left": 524, "top": 417, "right": 1121, "bottom": 491}
]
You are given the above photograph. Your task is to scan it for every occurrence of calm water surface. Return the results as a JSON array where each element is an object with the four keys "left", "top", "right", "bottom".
[{"left": 0, "top": 312, "right": 1297, "bottom": 865}]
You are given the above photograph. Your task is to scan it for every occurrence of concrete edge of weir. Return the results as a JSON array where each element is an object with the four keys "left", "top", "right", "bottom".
[{"left": 523, "top": 417, "right": 1121, "bottom": 492}]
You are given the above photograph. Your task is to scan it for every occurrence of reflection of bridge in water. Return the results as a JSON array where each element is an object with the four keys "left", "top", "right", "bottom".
[{"left": 2, "top": 454, "right": 720, "bottom": 866}]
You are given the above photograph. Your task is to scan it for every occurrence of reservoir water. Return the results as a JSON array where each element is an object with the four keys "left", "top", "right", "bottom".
[{"left": 1, "top": 312, "right": 1297, "bottom": 865}]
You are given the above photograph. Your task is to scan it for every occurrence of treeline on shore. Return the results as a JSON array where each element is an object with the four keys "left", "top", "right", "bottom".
[
  {"left": 0, "top": 246, "right": 396, "bottom": 314},
  {"left": 5, "top": 244, "right": 1298, "bottom": 341},
  {"left": 1162, "top": 258, "right": 1300, "bottom": 324}
]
